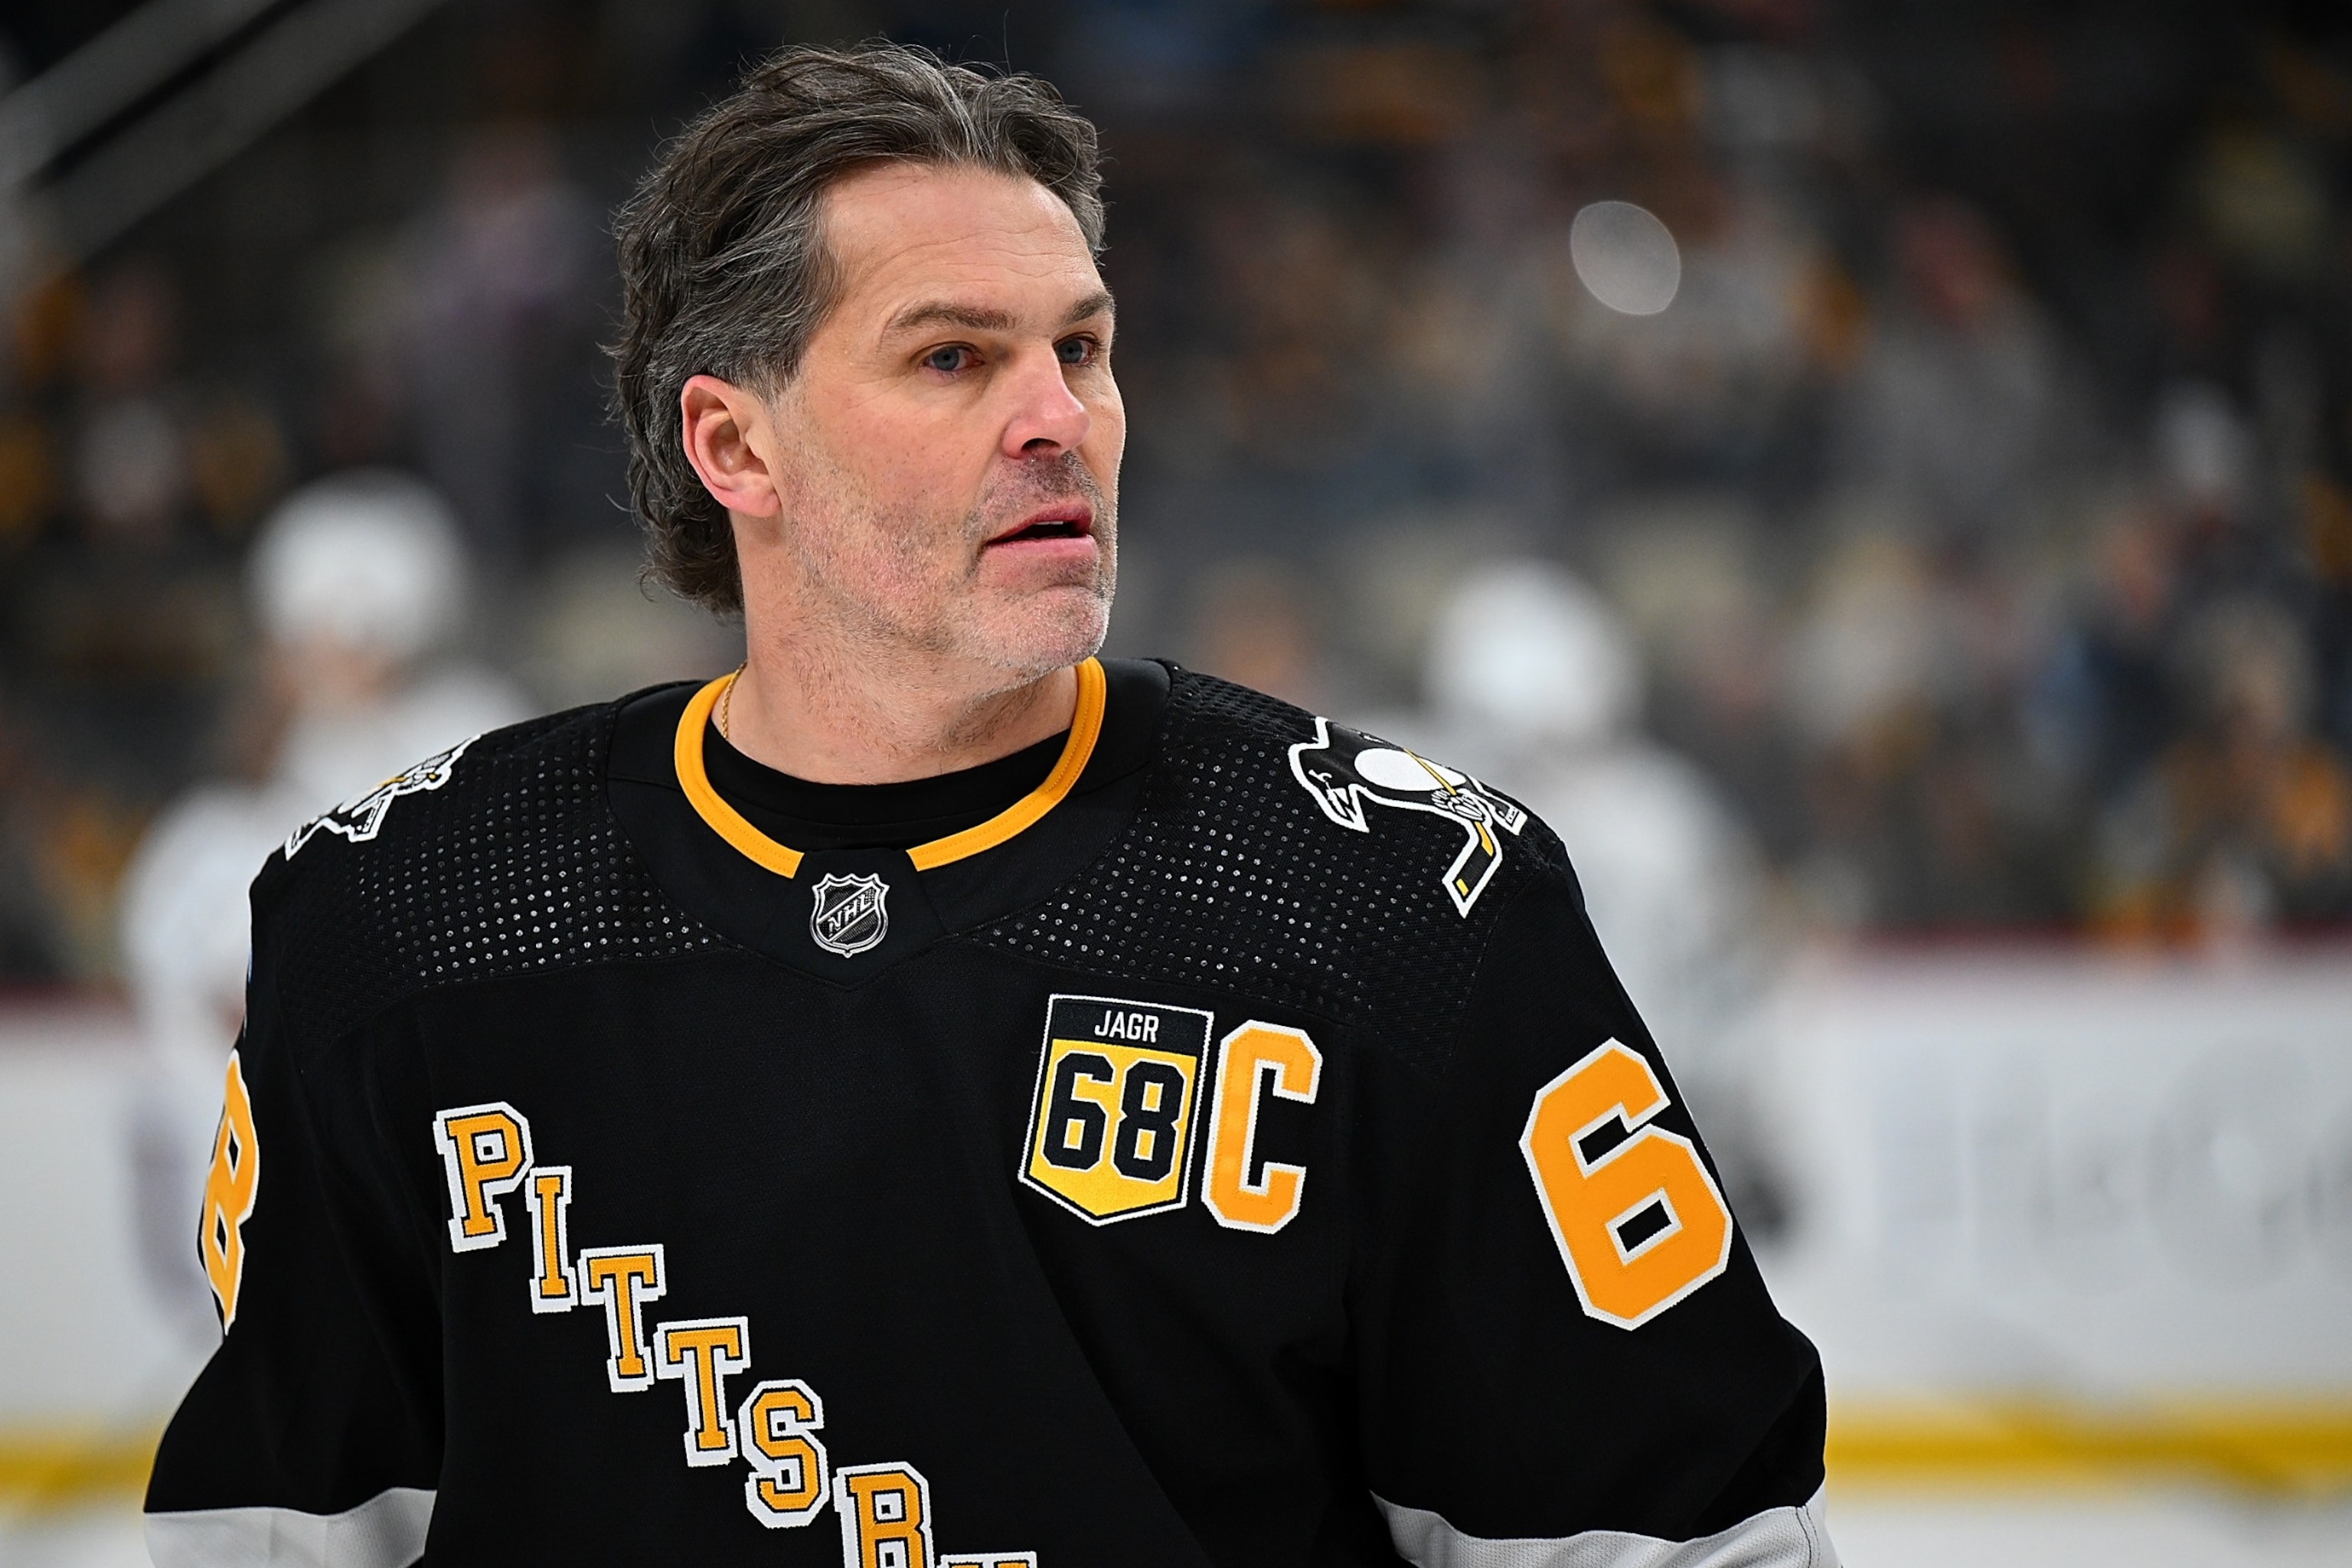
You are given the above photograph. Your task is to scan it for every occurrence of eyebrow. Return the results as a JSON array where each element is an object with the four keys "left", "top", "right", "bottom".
[
  {"left": 1062, "top": 289, "right": 1116, "bottom": 328},
  {"left": 884, "top": 289, "right": 1116, "bottom": 338}
]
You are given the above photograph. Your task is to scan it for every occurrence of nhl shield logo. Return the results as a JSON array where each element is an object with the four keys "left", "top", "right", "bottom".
[{"left": 808, "top": 873, "right": 890, "bottom": 957}]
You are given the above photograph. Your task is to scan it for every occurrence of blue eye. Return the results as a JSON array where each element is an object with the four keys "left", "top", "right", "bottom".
[
  {"left": 924, "top": 346, "right": 972, "bottom": 374},
  {"left": 1057, "top": 337, "right": 1096, "bottom": 366}
]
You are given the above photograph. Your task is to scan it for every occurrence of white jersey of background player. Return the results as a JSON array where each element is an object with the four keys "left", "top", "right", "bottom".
[
  {"left": 118, "top": 471, "right": 528, "bottom": 1333},
  {"left": 1422, "top": 560, "right": 1790, "bottom": 1235}
]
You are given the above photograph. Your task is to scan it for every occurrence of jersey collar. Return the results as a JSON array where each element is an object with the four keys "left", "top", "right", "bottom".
[{"left": 671, "top": 657, "right": 1109, "bottom": 880}]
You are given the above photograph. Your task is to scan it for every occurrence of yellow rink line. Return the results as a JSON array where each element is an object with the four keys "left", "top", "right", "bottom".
[
  {"left": 0, "top": 1427, "right": 160, "bottom": 1510},
  {"left": 4, "top": 1405, "right": 2351, "bottom": 1511},
  {"left": 1828, "top": 1403, "right": 2352, "bottom": 1498}
]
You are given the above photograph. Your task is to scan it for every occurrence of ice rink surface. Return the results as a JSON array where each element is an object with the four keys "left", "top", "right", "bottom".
[
  {"left": 7, "top": 1493, "right": 2350, "bottom": 1566},
  {"left": 1830, "top": 1494, "right": 2352, "bottom": 1567}
]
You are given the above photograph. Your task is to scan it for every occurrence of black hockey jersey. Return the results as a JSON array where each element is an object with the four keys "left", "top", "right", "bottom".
[{"left": 147, "top": 658, "right": 1834, "bottom": 1567}]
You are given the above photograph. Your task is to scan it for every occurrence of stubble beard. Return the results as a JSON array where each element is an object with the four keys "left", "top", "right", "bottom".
[{"left": 785, "top": 445, "right": 1116, "bottom": 695}]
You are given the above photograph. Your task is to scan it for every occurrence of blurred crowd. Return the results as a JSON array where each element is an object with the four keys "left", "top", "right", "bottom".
[
  {"left": 0, "top": 0, "right": 2348, "bottom": 995},
  {"left": 1086, "top": 0, "right": 2352, "bottom": 950}
]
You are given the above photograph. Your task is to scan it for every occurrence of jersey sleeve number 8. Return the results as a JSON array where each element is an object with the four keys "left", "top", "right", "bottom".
[{"left": 1518, "top": 1040, "right": 1733, "bottom": 1330}]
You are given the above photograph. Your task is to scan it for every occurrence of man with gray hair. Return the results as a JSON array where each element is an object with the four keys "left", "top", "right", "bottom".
[{"left": 146, "top": 44, "right": 1831, "bottom": 1567}]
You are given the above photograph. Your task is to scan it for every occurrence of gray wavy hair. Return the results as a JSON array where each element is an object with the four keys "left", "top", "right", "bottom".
[{"left": 610, "top": 44, "right": 1106, "bottom": 612}]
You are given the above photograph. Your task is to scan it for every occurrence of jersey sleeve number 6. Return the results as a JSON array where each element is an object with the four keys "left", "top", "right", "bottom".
[{"left": 1519, "top": 1040, "right": 1733, "bottom": 1329}]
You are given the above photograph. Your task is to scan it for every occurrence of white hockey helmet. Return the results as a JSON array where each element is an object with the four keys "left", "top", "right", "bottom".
[
  {"left": 249, "top": 469, "right": 468, "bottom": 664},
  {"left": 1425, "top": 560, "right": 1640, "bottom": 746}
]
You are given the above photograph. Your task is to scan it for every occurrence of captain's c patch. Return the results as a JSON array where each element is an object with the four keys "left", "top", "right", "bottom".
[{"left": 1021, "top": 995, "right": 1212, "bottom": 1225}]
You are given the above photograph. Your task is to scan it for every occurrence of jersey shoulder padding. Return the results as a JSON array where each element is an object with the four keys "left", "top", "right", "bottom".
[
  {"left": 255, "top": 694, "right": 721, "bottom": 1050},
  {"left": 978, "top": 668, "right": 1570, "bottom": 1076}
]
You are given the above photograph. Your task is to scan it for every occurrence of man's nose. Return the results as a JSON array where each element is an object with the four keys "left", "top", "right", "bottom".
[{"left": 1001, "top": 348, "right": 1091, "bottom": 459}]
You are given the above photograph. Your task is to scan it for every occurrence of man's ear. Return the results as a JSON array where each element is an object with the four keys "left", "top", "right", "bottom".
[{"left": 679, "top": 374, "right": 781, "bottom": 518}]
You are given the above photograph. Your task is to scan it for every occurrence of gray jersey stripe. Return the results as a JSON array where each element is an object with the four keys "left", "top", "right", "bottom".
[
  {"left": 145, "top": 1485, "right": 434, "bottom": 1568},
  {"left": 1374, "top": 1485, "right": 1835, "bottom": 1568}
]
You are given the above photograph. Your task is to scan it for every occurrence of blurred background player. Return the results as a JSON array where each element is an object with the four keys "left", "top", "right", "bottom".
[
  {"left": 116, "top": 469, "right": 527, "bottom": 1335},
  {"left": 1421, "top": 560, "right": 1790, "bottom": 1237}
]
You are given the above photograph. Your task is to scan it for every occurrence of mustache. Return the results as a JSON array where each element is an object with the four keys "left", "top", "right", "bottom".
[{"left": 972, "top": 452, "right": 1107, "bottom": 527}]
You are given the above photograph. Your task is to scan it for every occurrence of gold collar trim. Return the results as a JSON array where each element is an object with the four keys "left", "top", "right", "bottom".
[{"left": 671, "top": 658, "right": 1108, "bottom": 878}]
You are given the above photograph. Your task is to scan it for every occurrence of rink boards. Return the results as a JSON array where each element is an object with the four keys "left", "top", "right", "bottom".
[
  {"left": 1763, "top": 944, "right": 2352, "bottom": 1496},
  {"left": 2, "top": 946, "right": 2350, "bottom": 1506}
]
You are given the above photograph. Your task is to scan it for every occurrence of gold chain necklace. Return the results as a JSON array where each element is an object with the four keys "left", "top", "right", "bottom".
[{"left": 717, "top": 665, "right": 744, "bottom": 741}]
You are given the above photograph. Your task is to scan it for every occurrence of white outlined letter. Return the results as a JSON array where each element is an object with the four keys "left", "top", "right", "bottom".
[
  {"left": 1202, "top": 1021, "right": 1322, "bottom": 1233},
  {"left": 653, "top": 1315, "right": 751, "bottom": 1466},
  {"left": 577, "top": 1244, "right": 667, "bottom": 1390},
  {"left": 523, "top": 1165, "right": 577, "bottom": 1312},
  {"left": 430, "top": 1102, "right": 533, "bottom": 1252}
]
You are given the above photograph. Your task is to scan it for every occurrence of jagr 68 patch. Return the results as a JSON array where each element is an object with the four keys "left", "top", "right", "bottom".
[{"left": 1020, "top": 995, "right": 1213, "bottom": 1224}]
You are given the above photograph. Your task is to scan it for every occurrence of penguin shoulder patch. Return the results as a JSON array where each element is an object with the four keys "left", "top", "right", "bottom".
[
  {"left": 285, "top": 737, "right": 475, "bottom": 858},
  {"left": 1287, "top": 719, "right": 1525, "bottom": 914}
]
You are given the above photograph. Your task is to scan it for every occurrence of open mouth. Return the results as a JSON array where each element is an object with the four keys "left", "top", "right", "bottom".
[
  {"left": 1001, "top": 519, "right": 1084, "bottom": 542},
  {"left": 989, "top": 506, "right": 1094, "bottom": 546}
]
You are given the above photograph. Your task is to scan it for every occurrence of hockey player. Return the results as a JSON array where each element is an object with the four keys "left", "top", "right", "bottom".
[
  {"left": 145, "top": 45, "right": 1835, "bottom": 1567},
  {"left": 119, "top": 470, "right": 526, "bottom": 1341},
  {"left": 1421, "top": 561, "right": 1792, "bottom": 1240}
]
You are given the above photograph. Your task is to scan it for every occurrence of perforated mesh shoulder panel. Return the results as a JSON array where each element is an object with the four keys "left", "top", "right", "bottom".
[
  {"left": 262, "top": 699, "right": 724, "bottom": 1050},
  {"left": 977, "top": 669, "right": 1570, "bottom": 1077}
]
